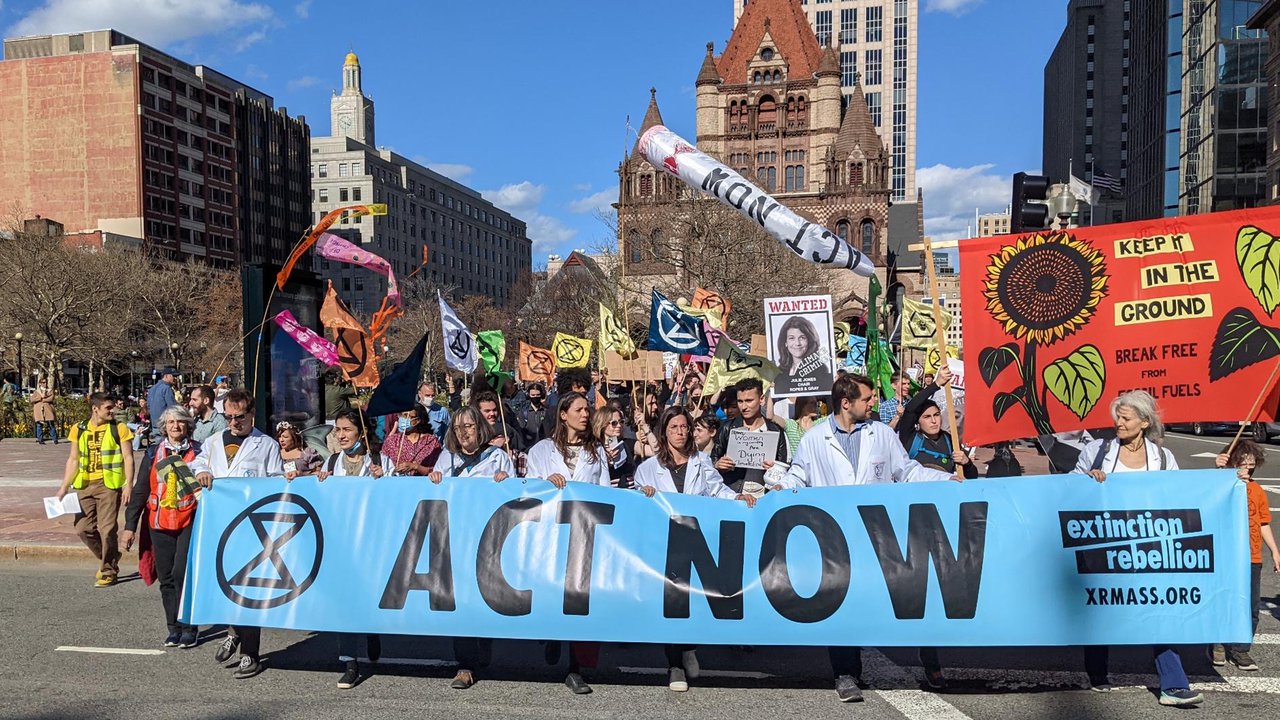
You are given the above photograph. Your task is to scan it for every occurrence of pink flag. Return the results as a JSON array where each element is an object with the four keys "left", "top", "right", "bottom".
[
  {"left": 315, "top": 232, "right": 402, "bottom": 308},
  {"left": 273, "top": 310, "right": 340, "bottom": 367}
]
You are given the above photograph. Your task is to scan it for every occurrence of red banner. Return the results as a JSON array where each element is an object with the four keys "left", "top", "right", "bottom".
[{"left": 959, "top": 206, "right": 1280, "bottom": 446}]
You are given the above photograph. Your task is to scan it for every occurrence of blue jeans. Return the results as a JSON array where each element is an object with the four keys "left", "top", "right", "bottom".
[
  {"left": 35, "top": 421, "right": 58, "bottom": 443},
  {"left": 1086, "top": 645, "right": 1190, "bottom": 691}
]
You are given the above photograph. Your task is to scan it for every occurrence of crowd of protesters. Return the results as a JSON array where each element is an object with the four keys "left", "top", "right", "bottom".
[{"left": 50, "top": 362, "right": 1274, "bottom": 707}]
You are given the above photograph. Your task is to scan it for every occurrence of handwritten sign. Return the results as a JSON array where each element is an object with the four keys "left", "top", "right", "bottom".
[{"left": 726, "top": 429, "right": 780, "bottom": 470}]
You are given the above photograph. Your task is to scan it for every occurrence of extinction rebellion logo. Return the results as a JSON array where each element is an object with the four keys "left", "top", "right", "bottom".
[
  {"left": 217, "top": 493, "right": 325, "bottom": 609},
  {"left": 1059, "top": 509, "right": 1213, "bottom": 574}
]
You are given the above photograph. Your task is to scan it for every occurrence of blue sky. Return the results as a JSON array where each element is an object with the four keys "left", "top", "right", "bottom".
[{"left": 4, "top": 0, "right": 1065, "bottom": 263}]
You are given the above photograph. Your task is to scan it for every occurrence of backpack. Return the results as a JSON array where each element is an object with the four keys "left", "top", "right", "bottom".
[
  {"left": 908, "top": 432, "right": 953, "bottom": 468},
  {"left": 1089, "top": 439, "right": 1166, "bottom": 472}
]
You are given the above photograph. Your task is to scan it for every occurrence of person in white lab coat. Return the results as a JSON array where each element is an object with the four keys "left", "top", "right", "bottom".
[
  {"left": 773, "top": 374, "right": 956, "bottom": 703},
  {"left": 189, "top": 389, "right": 284, "bottom": 681},
  {"left": 634, "top": 406, "right": 756, "bottom": 693},
  {"left": 524, "top": 392, "right": 610, "bottom": 695},
  {"left": 427, "top": 405, "right": 512, "bottom": 691}
]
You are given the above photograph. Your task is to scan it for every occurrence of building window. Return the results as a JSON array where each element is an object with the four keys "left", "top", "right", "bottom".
[
  {"left": 866, "top": 6, "right": 882, "bottom": 42},
  {"left": 353, "top": 186, "right": 362, "bottom": 201},
  {"left": 816, "top": 10, "right": 832, "bottom": 45},
  {"left": 865, "top": 49, "right": 882, "bottom": 86},
  {"left": 836, "top": 220, "right": 850, "bottom": 240},
  {"left": 850, "top": 162, "right": 864, "bottom": 184},
  {"left": 318, "top": 163, "right": 328, "bottom": 178},
  {"left": 840, "top": 8, "right": 857, "bottom": 45},
  {"left": 640, "top": 174, "right": 653, "bottom": 196},
  {"left": 866, "top": 92, "right": 882, "bottom": 127},
  {"left": 318, "top": 189, "right": 329, "bottom": 202},
  {"left": 860, "top": 220, "right": 875, "bottom": 255},
  {"left": 340, "top": 188, "right": 349, "bottom": 202},
  {"left": 758, "top": 95, "right": 777, "bottom": 127},
  {"left": 339, "top": 162, "right": 349, "bottom": 177},
  {"left": 841, "top": 51, "right": 857, "bottom": 86}
]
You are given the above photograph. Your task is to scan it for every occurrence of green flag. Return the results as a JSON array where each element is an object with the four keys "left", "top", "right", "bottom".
[
  {"left": 865, "top": 276, "right": 894, "bottom": 401},
  {"left": 476, "top": 330, "right": 506, "bottom": 374}
]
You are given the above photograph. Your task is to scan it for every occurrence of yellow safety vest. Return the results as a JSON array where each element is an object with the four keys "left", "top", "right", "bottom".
[{"left": 75, "top": 421, "right": 126, "bottom": 490}]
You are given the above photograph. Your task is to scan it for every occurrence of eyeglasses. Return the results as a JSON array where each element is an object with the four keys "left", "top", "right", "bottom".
[
  {"left": 455, "top": 422, "right": 478, "bottom": 431},
  {"left": 608, "top": 420, "right": 622, "bottom": 426},
  {"left": 224, "top": 412, "right": 250, "bottom": 421}
]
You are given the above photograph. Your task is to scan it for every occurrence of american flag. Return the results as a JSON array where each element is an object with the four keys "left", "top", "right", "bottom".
[{"left": 1092, "top": 171, "right": 1123, "bottom": 194}]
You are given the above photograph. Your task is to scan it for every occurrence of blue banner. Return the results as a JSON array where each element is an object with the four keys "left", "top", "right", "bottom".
[
  {"left": 182, "top": 470, "right": 1251, "bottom": 646},
  {"left": 647, "top": 289, "right": 710, "bottom": 355}
]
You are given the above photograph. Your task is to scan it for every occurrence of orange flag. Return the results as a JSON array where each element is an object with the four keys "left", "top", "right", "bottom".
[
  {"left": 692, "top": 287, "right": 732, "bottom": 320},
  {"left": 517, "top": 341, "right": 556, "bottom": 387},
  {"left": 320, "top": 282, "right": 380, "bottom": 387},
  {"left": 276, "top": 203, "right": 388, "bottom": 291}
]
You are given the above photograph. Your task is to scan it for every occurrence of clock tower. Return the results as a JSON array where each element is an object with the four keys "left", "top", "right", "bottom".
[{"left": 330, "top": 51, "right": 375, "bottom": 145}]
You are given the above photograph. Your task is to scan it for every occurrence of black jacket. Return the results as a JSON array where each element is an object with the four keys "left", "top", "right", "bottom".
[{"left": 711, "top": 416, "right": 789, "bottom": 492}]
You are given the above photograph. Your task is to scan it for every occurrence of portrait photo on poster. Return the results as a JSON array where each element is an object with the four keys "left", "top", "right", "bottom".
[{"left": 764, "top": 294, "right": 835, "bottom": 399}]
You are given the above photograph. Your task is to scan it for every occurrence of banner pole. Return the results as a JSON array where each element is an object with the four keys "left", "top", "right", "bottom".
[
  {"left": 922, "top": 236, "right": 961, "bottom": 450},
  {"left": 1226, "top": 357, "right": 1280, "bottom": 457}
]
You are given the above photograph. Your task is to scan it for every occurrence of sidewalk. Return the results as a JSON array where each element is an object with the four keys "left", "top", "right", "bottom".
[{"left": 0, "top": 437, "right": 1053, "bottom": 561}]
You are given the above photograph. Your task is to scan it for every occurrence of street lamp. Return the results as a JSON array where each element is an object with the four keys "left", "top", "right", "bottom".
[
  {"left": 13, "top": 333, "right": 22, "bottom": 390},
  {"left": 199, "top": 341, "right": 207, "bottom": 383},
  {"left": 130, "top": 350, "right": 139, "bottom": 398},
  {"left": 170, "top": 341, "right": 180, "bottom": 376}
]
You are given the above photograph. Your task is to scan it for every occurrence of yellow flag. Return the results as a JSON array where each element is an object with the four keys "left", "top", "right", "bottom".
[
  {"left": 552, "top": 333, "right": 593, "bottom": 369},
  {"left": 901, "top": 296, "right": 954, "bottom": 350},
  {"left": 677, "top": 297, "right": 725, "bottom": 331},
  {"left": 598, "top": 304, "right": 636, "bottom": 356},
  {"left": 702, "top": 338, "right": 781, "bottom": 397},
  {"left": 924, "top": 345, "right": 960, "bottom": 375}
]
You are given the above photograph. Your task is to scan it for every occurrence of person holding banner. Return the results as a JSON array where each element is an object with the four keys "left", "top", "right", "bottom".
[
  {"left": 634, "top": 407, "right": 756, "bottom": 693},
  {"left": 430, "top": 406, "right": 515, "bottom": 482},
  {"left": 1212, "top": 440, "right": 1277, "bottom": 671},
  {"left": 526, "top": 392, "right": 610, "bottom": 694},
  {"left": 712, "top": 379, "right": 789, "bottom": 494},
  {"left": 381, "top": 404, "right": 443, "bottom": 477},
  {"left": 1071, "top": 390, "right": 1201, "bottom": 707},
  {"left": 774, "top": 373, "right": 956, "bottom": 702},
  {"left": 315, "top": 408, "right": 391, "bottom": 690},
  {"left": 898, "top": 367, "right": 978, "bottom": 479}
]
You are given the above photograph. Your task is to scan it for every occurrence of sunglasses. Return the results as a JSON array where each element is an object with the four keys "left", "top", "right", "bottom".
[{"left": 224, "top": 412, "right": 251, "bottom": 421}]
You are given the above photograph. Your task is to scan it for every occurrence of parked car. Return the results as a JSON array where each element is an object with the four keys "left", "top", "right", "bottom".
[{"left": 1169, "top": 422, "right": 1272, "bottom": 443}]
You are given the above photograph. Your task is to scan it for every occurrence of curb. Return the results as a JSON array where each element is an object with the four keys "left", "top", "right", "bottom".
[{"left": 2, "top": 543, "right": 96, "bottom": 562}]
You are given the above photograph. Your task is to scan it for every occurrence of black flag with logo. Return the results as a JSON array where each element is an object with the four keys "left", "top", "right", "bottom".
[{"left": 365, "top": 333, "right": 430, "bottom": 418}]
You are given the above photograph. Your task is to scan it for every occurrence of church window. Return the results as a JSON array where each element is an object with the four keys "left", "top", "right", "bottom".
[
  {"left": 753, "top": 71, "right": 762, "bottom": 83},
  {"left": 860, "top": 220, "right": 875, "bottom": 255},
  {"left": 795, "top": 163, "right": 805, "bottom": 190},
  {"left": 761, "top": 47, "right": 774, "bottom": 61},
  {"left": 758, "top": 95, "right": 777, "bottom": 127},
  {"left": 772, "top": 69, "right": 781, "bottom": 82},
  {"left": 836, "top": 220, "right": 850, "bottom": 240},
  {"left": 797, "top": 96, "right": 808, "bottom": 123},
  {"left": 628, "top": 231, "right": 643, "bottom": 264},
  {"left": 640, "top": 174, "right": 653, "bottom": 197},
  {"left": 850, "top": 162, "right": 864, "bottom": 185},
  {"left": 651, "top": 229, "right": 665, "bottom": 261}
]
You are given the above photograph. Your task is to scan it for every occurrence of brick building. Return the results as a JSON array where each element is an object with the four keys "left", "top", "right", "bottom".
[{"left": 0, "top": 29, "right": 310, "bottom": 268}]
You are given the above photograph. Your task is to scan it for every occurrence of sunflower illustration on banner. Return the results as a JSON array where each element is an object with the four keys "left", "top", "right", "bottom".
[{"left": 971, "top": 232, "right": 1110, "bottom": 436}]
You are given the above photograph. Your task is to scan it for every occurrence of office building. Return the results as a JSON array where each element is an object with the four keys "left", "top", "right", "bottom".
[
  {"left": 977, "top": 211, "right": 1010, "bottom": 237},
  {"left": 1128, "top": 0, "right": 1268, "bottom": 219},
  {"left": 309, "top": 53, "right": 530, "bottom": 313},
  {"left": 1248, "top": 0, "right": 1280, "bottom": 202},
  {"left": 1044, "top": 0, "right": 1131, "bottom": 226},
  {"left": 0, "top": 29, "right": 310, "bottom": 267}
]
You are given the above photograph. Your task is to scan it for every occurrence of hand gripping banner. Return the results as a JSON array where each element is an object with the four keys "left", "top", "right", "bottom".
[
  {"left": 638, "top": 125, "right": 875, "bottom": 277},
  {"left": 959, "top": 206, "right": 1280, "bottom": 446},
  {"left": 182, "top": 470, "right": 1249, "bottom": 647}
]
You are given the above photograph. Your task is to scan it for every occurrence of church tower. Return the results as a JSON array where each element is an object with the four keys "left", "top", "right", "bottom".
[{"left": 330, "top": 51, "right": 375, "bottom": 145}]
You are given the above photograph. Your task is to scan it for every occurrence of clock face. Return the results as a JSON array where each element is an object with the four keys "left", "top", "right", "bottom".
[{"left": 338, "top": 114, "right": 353, "bottom": 131}]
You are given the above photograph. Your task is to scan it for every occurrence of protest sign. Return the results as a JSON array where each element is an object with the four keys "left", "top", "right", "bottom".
[
  {"left": 725, "top": 429, "right": 780, "bottom": 470},
  {"left": 959, "top": 208, "right": 1280, "bottom": 445},
  {"left": 764, "top": 295, "right": 835, "bottom": 398},
  {"left": 517, "top": 342, "right": 555, "bottom": 386},
  {"left": 552, "top": 333, "right": 593, "bottom": 369},
  {"left": 603, "top": 350, "right": 665, "bottom": 381},
  {"left": 901, "top": 296, "right": 953, "bottom": 350},
  {"left": 750, "top": 334, "right": 767, "bottom": 358},
  {"left": 184, "top": 471, "right": 1249, "bottom": 647}
]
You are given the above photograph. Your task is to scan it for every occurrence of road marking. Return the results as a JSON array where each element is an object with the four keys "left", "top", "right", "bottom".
[
  {"left": 357, "top": 656, "right": 456, "bottom": 667},
  {"left": 862, "top": 649, "right": 974, "bottom": 720},
  {"left": 943, "top": 667, "right": 1280, "bottom": 694},
  {"left": 1192, "top": 452, "right": 1221, "bottom": 458},
  {"left": 617, "top": 666, "right": 774, "bottom": 679},
  {"left": 55, "top": 646, "right": 166, "bottom": 655}
]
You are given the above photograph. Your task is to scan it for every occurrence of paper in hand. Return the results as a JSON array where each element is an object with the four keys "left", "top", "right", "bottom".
[{"left": 43, "top": 493, "right": 80, "bottom": 519}]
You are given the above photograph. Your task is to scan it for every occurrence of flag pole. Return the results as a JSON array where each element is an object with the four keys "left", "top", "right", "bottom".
[
  {"left": 1226, "top": 357, "right": 1280, "bottom": 457},
  {"left": 922, "top": 236, "right": 961, "bottom": 450}
]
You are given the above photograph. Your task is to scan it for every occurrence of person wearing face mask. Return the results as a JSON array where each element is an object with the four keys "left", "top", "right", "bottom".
[
  {"left": 381, "top": 403, "right": 442, "bottom": 476},
  {"left": 315, "top": 408, "right": 391, "bottom": 690},
  {"left": 525, "top": 392, "right": 611, "bottom": 695},
  {"left": 415, "top": 382, "right": 451, "bottom": 437},
  {"left": 516, "top": 382, "right": 549, "bottom": 449},
  {"left": 897, "top": 366, "right": 978, "bottom": 480}
]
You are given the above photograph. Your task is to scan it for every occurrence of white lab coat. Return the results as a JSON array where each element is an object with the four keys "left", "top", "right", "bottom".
[
  {"left": 777, "top": 418, "right": 953, "bottom": 489},
  {"left": 188, "top": 428, "right": 284, "bottom": 478},
  {"left": 322, "top": 451, "right": 394, "bottom": 477},
  {"left": 634, "top": 452, "right": 737, "bottom": 499},
  {"left": 525, "top": 439, "right": 611, "bottom": 486},
  {"left": 434, "top": 446, "right": 516, "bottom": 478},
  {"left": 1073, "top": 437, "right": 1179, "bottom": 474}
]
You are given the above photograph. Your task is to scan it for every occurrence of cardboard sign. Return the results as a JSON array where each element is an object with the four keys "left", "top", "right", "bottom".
[
  {"left": 750, "top": 334, "right": 767, "bottom": 357},
  {"left": 603, "top": 350, "right": 666, "bottom": 381},
  {"left": 725, "top": 429, "right": 780, "bottom": 470},
  {"left": 764, "top": 295, "right": 836, "bottom": 399}
]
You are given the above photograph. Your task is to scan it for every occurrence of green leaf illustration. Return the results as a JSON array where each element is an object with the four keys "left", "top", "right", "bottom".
[
  {"left": 1043, "top": 345, "right": 1106, "bottom": 420},
  {"left": 1209, "top": 307, "right": 1280, "bottom": 381},
  {"left": 978, "top": 343, "right": 1020, "bottom": 387},
  {"left": 993, "top": 388, "right": 1025, "bottom": 421},
  {"left": 1237, "top": 226, "right": 1280, "bottom": 315}
]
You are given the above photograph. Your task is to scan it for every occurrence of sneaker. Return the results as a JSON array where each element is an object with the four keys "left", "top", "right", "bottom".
[
  {"left": 1229, "top": 650, "right": 1260, "bottom": 671},
  {"left": 1158, "top": 688, "right": 1204, "bottom": 706},
  {"left": 233, "top": 656, "right": 263, "bottom": 680},
  {"left": 214, "top": 636, "right": 239, "bottom": 664},
  {"left": 94, "top": 575, "right": 117, "bottom": 588},
  {"left": 179, "top": 630, "right": 198, "bottom": 649},
  {"left": 164, "top": 632, "right": 181, "bottom": 648},
  {"left": 682, "top": 649, "right": 700, "bottom": 680},
  {"left": 1088, "top": 681, "right": 1113, "bottom": 693},
  {"left": 450, "top": 670, "right": 475, "bottom": 690},
  {"left": 835, "top": 674, "right": 864, "bottom": 702},
  {"left": 564, "top": 672, "right": 592, "bottom": 695},
  {"left": 1211, "top": 644, "right": 1226, "bottom": 666},
  {"left": 668, "top": 666, "right": 689, "bottom": 692},
  {"left": 337, "top": 660, "right": 359, "bottom": 689},
  {"left": 924, "top": 667, "right": 947, "bottom": 690}
]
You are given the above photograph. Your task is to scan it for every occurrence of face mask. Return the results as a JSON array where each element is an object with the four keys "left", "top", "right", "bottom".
[
  {"left": 343, "top": 440, "right": 365, "bottom": 457},
  {"left": 397, "top": 417, "right": 412, "bottom": 432}
]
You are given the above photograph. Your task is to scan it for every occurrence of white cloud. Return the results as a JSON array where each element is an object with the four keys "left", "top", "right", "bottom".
[
  {"left": 917, "top": 163, "right": 1009, "bottom": 241},
  {"left": 9, "top": 0, "right": 273, "bottom": 47},
  {"left": 294, "top": 0, "right": 312, "bottom": 18},
  {"left": 234, "top": 28, "right": 267, "bottom": 52},
  {"left": 243, "top": 64, "right": 268, "bottom": 82},
  {"left": 428, "top": 163, "right": 475, "bottom": 182},
  {"left": 286, "top": 75, "right": 321, "bottom": 92},
  {"left": 573, "top": 182, "right": 593, "bottom": 192},
  {"left": 482, "top": 181, "right": 578, "bottom": 255},
  {"left": 924, "top": 0, "right": 982, "bottom": 14},
  {"left": 482, "top": 181, "right": 546, "bottom": 217},
  {"left": 568, "top": 189, "right": 616, "bottom": 215}
]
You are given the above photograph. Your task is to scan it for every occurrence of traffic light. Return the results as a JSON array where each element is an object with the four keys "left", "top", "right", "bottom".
[{"left": 1011, "top": 172, "right": 1050, "bottom": 234}]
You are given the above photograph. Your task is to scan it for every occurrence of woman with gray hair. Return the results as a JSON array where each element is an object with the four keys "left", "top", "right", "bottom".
[
  {"left": 1071, "top": 390, "right": 1200, "bottom": 706},
  {"left": 121, "top": 404, "right": 203, "bottom": 649}
]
